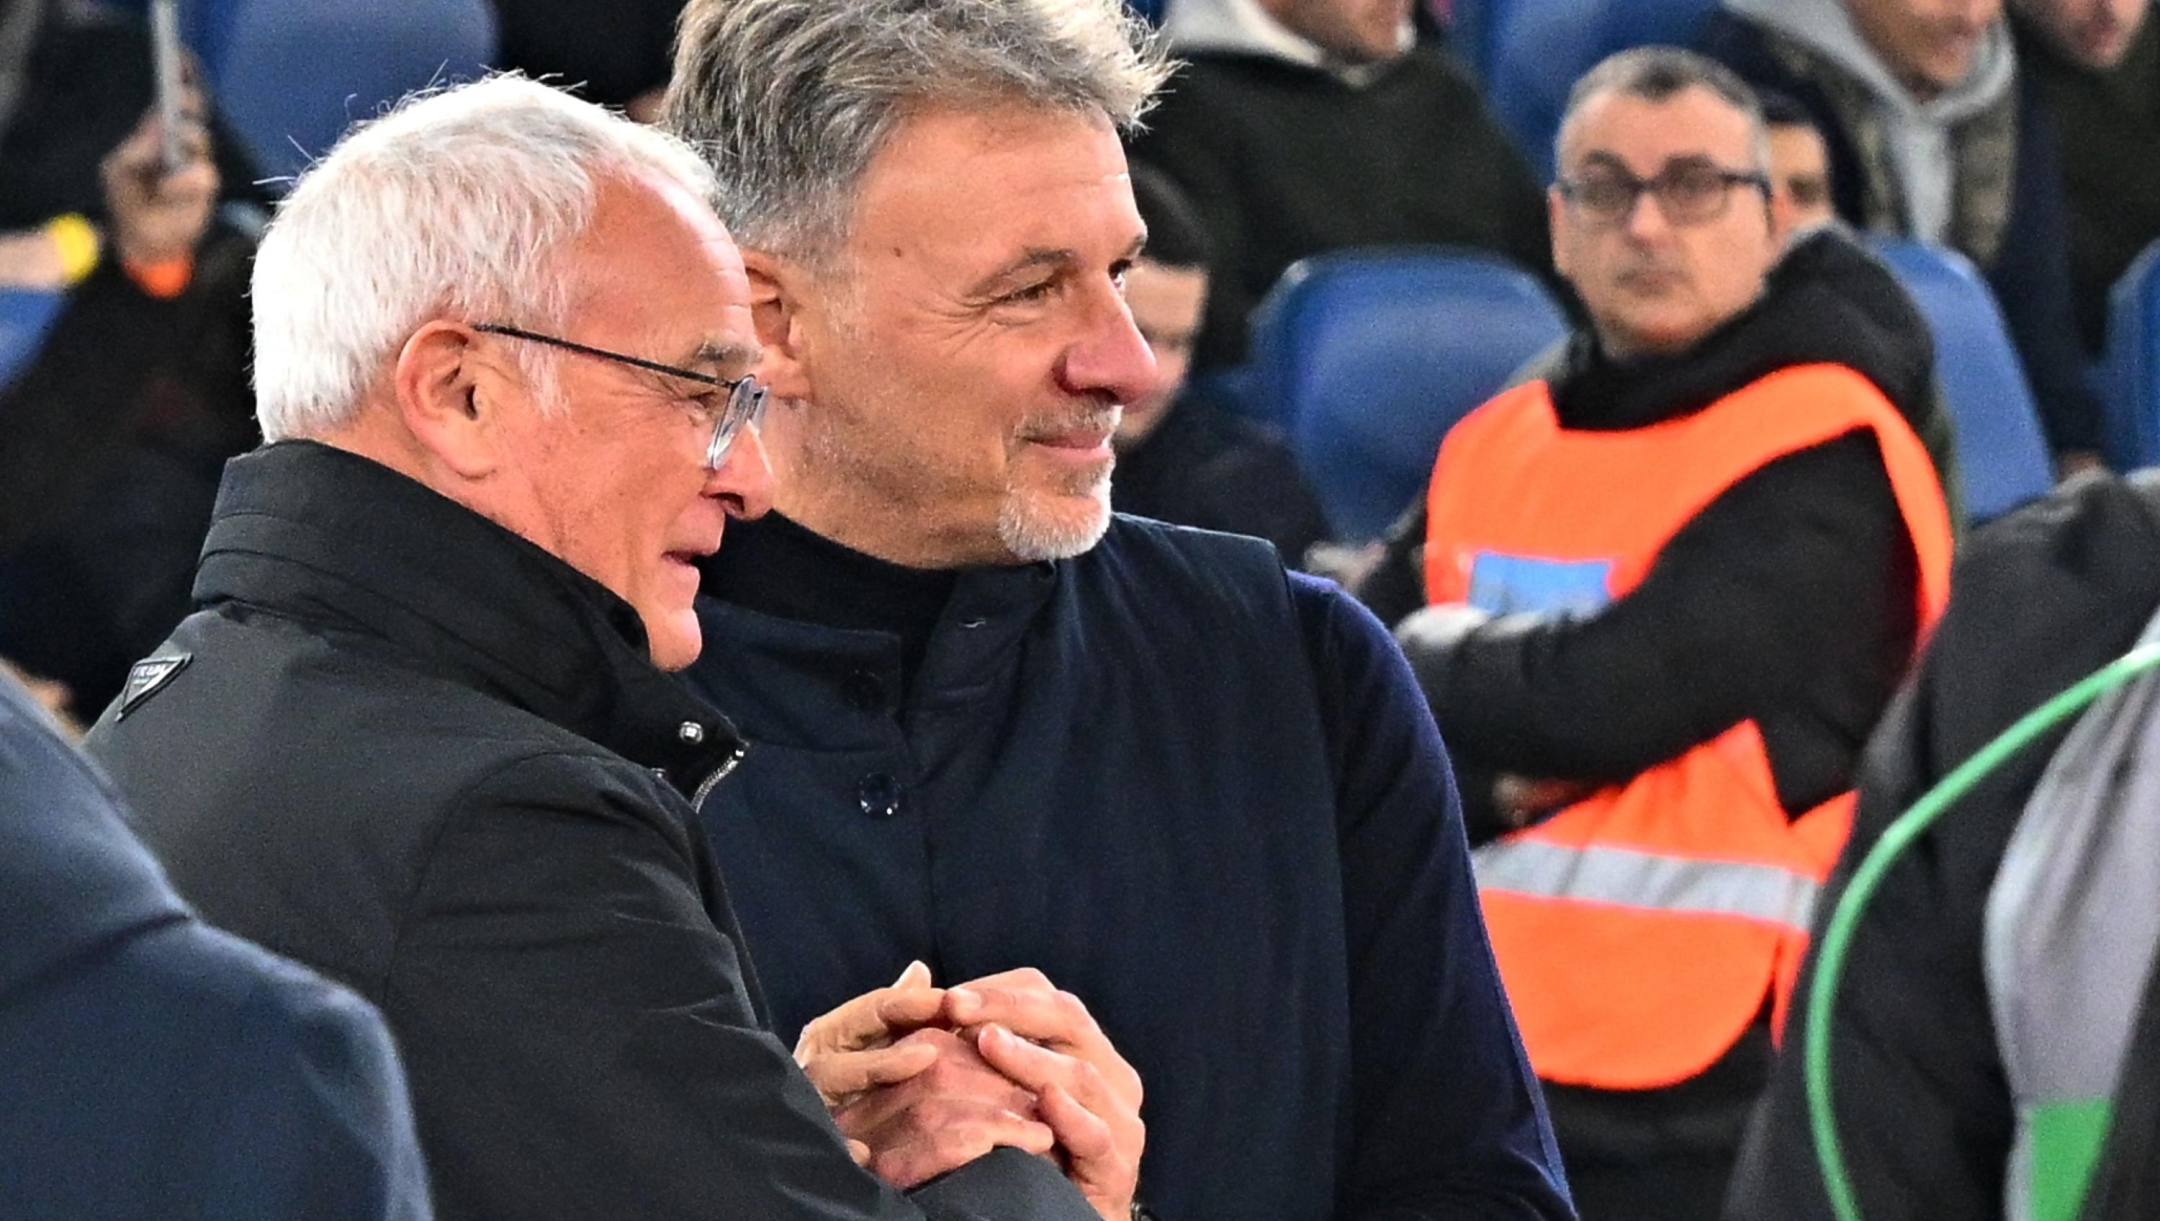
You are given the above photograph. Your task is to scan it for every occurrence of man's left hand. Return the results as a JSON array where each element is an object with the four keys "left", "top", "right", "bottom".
[{"left": 946, "top": 969, "right": 1144, "bottom": 1221}]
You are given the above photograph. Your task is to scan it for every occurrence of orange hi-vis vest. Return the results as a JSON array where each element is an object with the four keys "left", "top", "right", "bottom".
[{"left": 1424, "top": 363, "right": 1954, "bottom": 1091}]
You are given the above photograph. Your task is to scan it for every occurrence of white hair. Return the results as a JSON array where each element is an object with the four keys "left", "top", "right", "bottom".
[{"left": 251, "top": 73, "right": 720, "bottom": 442}]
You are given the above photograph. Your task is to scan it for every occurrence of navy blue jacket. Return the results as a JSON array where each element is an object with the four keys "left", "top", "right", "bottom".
[
  {"left": 0, "top": 671, "right": 432, "bottom": 1220},
  {"left": 683, "top": 515, "right": 1574, "bottom": 1221},
  {"left": 1700, "top": 12, "right": 2105, "bottom": 457}
]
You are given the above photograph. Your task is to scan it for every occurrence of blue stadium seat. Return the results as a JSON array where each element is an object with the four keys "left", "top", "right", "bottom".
[
  {"left": 2102, "top": 239, "right": 2160, "bottom": 470},
  {"left": 1872, "top": 238, "right": 2055, "bottom": 521},
  {"left": 1251, "top": 249, "right": 1569, "bottom": 541},
  {"left": 1485, "top": 0, "right": 1719, "bottom": 181},
  {"left": 217, "top": 0, "right": 497, "bottom": 188},
  {"left": 0, "top": 289, "right": 66, "bottom": 395}
]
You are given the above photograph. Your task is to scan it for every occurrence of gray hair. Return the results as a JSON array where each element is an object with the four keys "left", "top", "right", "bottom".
[
  {"left": 665, "top": 0, "right": 1172, "bottom": 268},
  {"left": 1555, "top": 46, "right": 1770, "bottom": 175},
  {"left": 251, "top": 73, "right": 719, "bottom": 442}
]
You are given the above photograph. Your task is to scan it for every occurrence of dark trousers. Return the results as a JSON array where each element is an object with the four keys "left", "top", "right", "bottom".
[{"left": 1544, "top": 1021, "right": 1774, "bottom": 1221}]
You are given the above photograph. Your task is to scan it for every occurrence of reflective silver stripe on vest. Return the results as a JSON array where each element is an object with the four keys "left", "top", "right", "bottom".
[{"left": 1472, "top": 839, "right": 1819, "bottom": 932}]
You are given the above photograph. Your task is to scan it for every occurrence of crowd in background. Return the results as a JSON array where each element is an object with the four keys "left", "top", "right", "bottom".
[{"left": 5, "top": 0, "right": 2160, "bottom": 1219}]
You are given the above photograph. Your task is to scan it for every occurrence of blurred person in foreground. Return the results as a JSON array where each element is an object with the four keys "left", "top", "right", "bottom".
[
  {"left": 1722, "top": 478, "right": 2160, "bottom": 1221},
  {"left": 0, "top": 0, "right": 262, "bottom": 719},
  {"left": 2008, "top": 0, "right": 2160, "bottom": 358},
  {"left": 82, "top": 74, "right": 1137, "bottom": 1221},
  {"left": 1361, "top": 48, "right": 1954, "bottom": 1220},
  {"left": 1700, "top": 0, "right": 2109, "bottom": 473},
  {"left": 1130, "top": 0, "right": 1551, "bottom": 371},
  {"left": 664, "top": 1, "right": 1575, "bottom": 1218},
  {"left": 1110, "top": 162, "right": 1331, "bottom": 565},
  {"left": 0, "top": 667, "right": 431, "bottom": 1220}
]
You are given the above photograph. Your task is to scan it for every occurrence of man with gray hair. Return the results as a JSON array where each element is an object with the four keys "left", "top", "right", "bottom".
[
  {"left": 1369, "top": 47, "right": 1953, "bottom": 1221},
  {"left": 665, "top": 3, "right": 1574, "bottom": 1219},
  {"left": 84, "top": 73, "right": 1133, "bottom": 1221}
]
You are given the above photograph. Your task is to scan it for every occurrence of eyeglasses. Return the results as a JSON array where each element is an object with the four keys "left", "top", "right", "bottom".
[
  {"left": 1556, "top": 162, "right": 1772, "bottom": 228},
  {"left": 473, "top": 323, "right": 768, "bottom": 470}
]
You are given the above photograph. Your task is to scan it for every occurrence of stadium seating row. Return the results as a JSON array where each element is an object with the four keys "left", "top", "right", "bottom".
[
  {"left": 1242, "top": 239, "right": 2108, "bottom": 541},
  {"left": 83, "top": 0, "right": 2160, "bottom": 546}
]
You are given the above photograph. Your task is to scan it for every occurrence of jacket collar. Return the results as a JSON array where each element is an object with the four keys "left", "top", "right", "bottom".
[{"left": 193, "top": 441, "right": 745, "bottom": 797}]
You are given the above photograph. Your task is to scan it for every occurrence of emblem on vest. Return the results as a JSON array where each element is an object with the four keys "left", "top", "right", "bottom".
[{"left": 1464, "top": 552, "right": 1614, "bottom": 617}]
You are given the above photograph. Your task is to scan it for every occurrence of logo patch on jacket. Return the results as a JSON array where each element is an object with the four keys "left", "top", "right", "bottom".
[
  {"left": 1465, "top": 552, "right": 1614, "bottom": 617},
  {"left": 117, "top": 653, "right": 191, "bottom": 720}
]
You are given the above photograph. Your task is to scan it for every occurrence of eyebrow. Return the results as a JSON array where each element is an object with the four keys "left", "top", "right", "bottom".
[
  {"left": 1572, "top": 151, "right": 1728, "bottom": 175},
  {"left": 678, "top": 338, "right": 761, "bottom": 375}
]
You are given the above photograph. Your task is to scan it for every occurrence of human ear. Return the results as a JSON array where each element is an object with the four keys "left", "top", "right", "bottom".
[
  {"left": 741, "top": 249, "right": 818, "bottom": 403},
  {"left": 1547, "top": 187, "right": 1573, "bottom": 281},
  {"left": 392, "top": 321, "right": 502, "bottom": 480}
]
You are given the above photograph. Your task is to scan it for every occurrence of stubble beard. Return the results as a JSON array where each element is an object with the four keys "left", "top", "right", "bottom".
[{"left": 996, "top": 457, "right": 1114, "bottom": 562}]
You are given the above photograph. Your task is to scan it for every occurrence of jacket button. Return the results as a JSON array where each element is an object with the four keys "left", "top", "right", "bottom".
[
  {"left": 842, "top": 669, "right": 889, "bottom": 711},
  {"left": 858, "top": 773, "right": 903, "bottom": 820}
]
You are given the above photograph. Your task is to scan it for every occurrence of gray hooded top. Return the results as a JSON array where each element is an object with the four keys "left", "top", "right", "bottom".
[{"left": 1725, "top": 0, "right": 2015, "bottom": 245}]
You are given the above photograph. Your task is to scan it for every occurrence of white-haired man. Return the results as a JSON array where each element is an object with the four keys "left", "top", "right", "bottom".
[
  {"left": 664, "top": 3, "right": 1575, "bottom": 1219},
  {"left": 84, "top": 75, "right": 1137, "bottom": 1221}
]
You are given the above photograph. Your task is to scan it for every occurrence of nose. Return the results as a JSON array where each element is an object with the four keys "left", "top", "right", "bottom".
[
  {"left": 1621, "top": 186, "right": 1677, "bottom": 243},
  {"left": 1058, "top": 280, "right": 1157, "bottom": 407},
  {"left": 708, "top": 422, "right": 774, "bottom": 520}
]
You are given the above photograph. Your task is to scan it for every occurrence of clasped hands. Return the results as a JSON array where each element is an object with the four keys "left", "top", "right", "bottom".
[{"left": 796, "top": 964, "right": 1144, "bottom": 1221}]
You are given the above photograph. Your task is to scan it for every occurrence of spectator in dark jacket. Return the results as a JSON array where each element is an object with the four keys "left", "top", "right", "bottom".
[
  {"left": 1725, "top": 470, "right": 2160, "bottom": 1221},
  {"left": 0, "top": 0, "right": 260, "bottom": 720},
  {"left": 1111, "top": 163, "right": 1331, "bottom": 564},
  {"left": 84, "top": 75, "right": 1135, "bottom": 1221},
  {"left": 1701, "top": 0, "right": 2108, "bottom": 470},
  {"left": 491, "top": 0, "right": 688, "bottom": 119},
  {"left": 1130, "top": 0, "right": 1551, "bottom": 370},
  {"left": 0, "top": 669, "right": 432, "bottom": 1221},
  {"left": 2009, "top": 0, "right": 2160, "bottom": 356}
]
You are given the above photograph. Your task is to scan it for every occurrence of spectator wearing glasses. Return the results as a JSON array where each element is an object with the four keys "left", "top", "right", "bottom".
[
  {"left": 1368, "top": 48, "right": 1954, "bottom": 1221},
  {"left": 80, "top": 75, "right": 1136, "bottom": 1221}
]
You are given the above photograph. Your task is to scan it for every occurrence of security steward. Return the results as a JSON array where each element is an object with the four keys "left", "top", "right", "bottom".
[{"left": 1371, "top": 48, "right": 1955, "bottom": 1221}]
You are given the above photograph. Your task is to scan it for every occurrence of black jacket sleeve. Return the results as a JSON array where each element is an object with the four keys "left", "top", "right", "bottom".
[
  {"left": 1398, "top": 432, "right": 1913, "bottom": 812},
  {"left": 1990, "top": 77, "right": 2103, "bottom": 459},
  {"left": 387, "top": 752, "right": 1098, "bottom": 1221},
  {"left": 1722, "top": 472, "right": 2160, "bottom": 1221},
  {"left": 1293, "top": 575, "right": 1575, "bottom": 1221}
]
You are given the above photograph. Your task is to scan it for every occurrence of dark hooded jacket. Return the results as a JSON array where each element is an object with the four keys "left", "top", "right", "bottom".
[
  {"left": 83, "top": 441, "right": 1106, "bottom": 1221},
  {"left": 1726, "top": 470, "right": 2160, "bottom": 1221},
  {"left": 0, "top": 669, "right": 431, "bottom": 1221}
]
